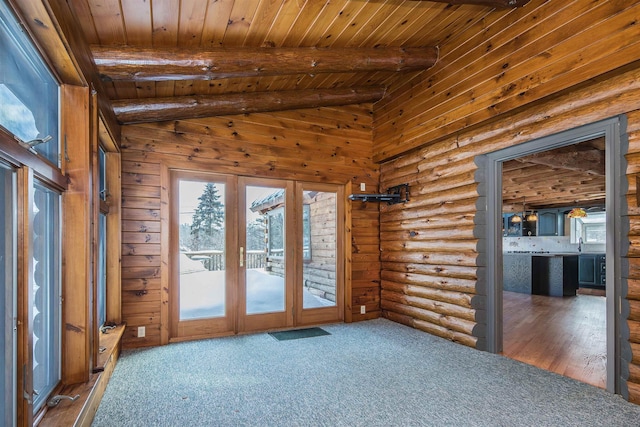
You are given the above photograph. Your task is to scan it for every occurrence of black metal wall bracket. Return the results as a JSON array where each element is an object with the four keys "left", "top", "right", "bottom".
[{"left": 348, "top": 183, "right": 410, "bottom": 205}]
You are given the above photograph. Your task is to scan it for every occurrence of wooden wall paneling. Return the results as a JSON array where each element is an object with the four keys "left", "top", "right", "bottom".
[
  {"left": 120, "top": 149, "right": 163, "bottom": 348},
  {"left": 119, "top": 105, "right": 379, "bottom": 347},
  {"left": 374, "top": 1, "right": 640, "bottom": 161},
  {"left": 374, "top": 0, "right": 571, "bottom": 129},
  {"left": 344, "top": 181, "right": 354, "bottom": 323},
  {"left": 160, "top": 164, "right": 170, "bottom": 345},
  {"left": 350, "top": 199, "right": 380, "bottom": 319},
  {"left": 61, "top": 85, "right": 91, "bottom": 384}
]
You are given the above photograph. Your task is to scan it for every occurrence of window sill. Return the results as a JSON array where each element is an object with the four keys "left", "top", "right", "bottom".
[{"left": 38, "top": 324, "right": 125, "bottom": 427}]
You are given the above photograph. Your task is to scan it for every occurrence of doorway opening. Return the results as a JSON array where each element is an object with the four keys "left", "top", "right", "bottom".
[
  {"left": 501, "top": 137, "right": 607, "bottom": 388},
  {"left": 476, "top": 117, "right": 627, "bottom": 394}
]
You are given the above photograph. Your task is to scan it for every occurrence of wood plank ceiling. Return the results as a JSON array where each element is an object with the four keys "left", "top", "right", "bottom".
[
  {"left": 67, "top": 0, "right": 525, "bottom": 122},
  {"left": 66, "top": 0, "right": 603, "bottom": 211}
]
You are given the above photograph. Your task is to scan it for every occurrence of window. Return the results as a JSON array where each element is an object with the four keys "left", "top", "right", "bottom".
[
  {"left": 267, "top": 207, "right": 285, "bottom": 258},
  {"left": 97, "top": 147, "right": 107, "bottom": 328},
  {"left": 572, "top": 211, "right": 606, "bottom": 244},
  {"left": 31, "top": 180, "right": 61, "bottom": 412},
  {"left": 0, "top": 2, "right": 59, "bottom": 166},
  {"left": 97, "top": 213, "right": 107, "bottom": 328},
  {"left": 302, "top": 204, "right": 311, "bottom": 261},
  {"left": 0, "top": 1, "right": 63, "bottom": 419}
]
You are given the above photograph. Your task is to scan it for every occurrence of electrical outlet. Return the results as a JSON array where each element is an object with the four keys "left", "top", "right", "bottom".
[
  {"left": 360, "top": 305, "right": 366, "bottom": 314},
  {"left": 360, "top": 182, "right": 366, "bottom": 191},
  {"left": 138, "top": 326, "right": 146, "bottom": 338}
]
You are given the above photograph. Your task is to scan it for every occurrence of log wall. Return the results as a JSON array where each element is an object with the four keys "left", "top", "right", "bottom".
[
  {"left": 304, "top": 192, "right": 338, "bottom": 302},
  {"left": 120, "top": 105, "right": 380, "bottom": 348},
  {"left": 378, "top": 58, "right": 640, "bottom": 402},
  {"left": 375, "top": 0, "right": 640, "bottom": 402}
]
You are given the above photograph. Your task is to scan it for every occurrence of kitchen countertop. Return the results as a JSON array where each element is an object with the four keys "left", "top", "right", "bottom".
[{"left": 504, "top": 252, "right": 588, "bottom": 256}]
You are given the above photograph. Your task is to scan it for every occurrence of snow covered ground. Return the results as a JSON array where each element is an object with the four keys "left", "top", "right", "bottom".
[{"left": 179, "top": 254, "right": 333, "bottom": 320}]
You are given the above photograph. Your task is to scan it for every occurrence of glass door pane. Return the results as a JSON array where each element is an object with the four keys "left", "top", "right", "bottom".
[
  {"left": 31, "top": 180, "right": 61, "bottom": 412},
  {"left": 302, "top": 190, "right": 337, "bottom": 309},
  {"left": 178, "top": 180, "right": 227, "bottom": 320},
  {"left": 296, "top": 183, "right": 343, "bottom": 326},
  {"left": 245, "top": 186, "right": 286, "bottom": 315},
  {"left": 0, "top": 161, "right": 16, "bottom": 426}
]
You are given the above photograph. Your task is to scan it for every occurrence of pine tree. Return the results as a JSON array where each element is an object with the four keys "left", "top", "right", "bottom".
[{"left": 190, "top": 183, "right": 225, "bottom": 250}]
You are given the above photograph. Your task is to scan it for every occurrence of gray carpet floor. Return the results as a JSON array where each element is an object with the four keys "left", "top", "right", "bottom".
[{"left": 92, "top": 318, "right": 640, "bottom": 426}]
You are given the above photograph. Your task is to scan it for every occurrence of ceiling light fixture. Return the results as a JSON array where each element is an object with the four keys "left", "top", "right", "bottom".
[
  {"left": 511, "top": 196, "right": 527, "bottom": 223},
  {"left": 568, "top": 207, "right": 587, "bottom": 218}
]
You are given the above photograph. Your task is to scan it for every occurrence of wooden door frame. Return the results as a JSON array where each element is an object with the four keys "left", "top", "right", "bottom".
[
  {"left": 237, "top": 177, "right": 295, "bottom": 333},
  {"left": 476, "top": 116, "right": 625, "bottom": 395},
  {"left": 168, "top": 170, "right": 237, "bottom": 342},
  {"left": 163, "top": 169, "right": 348, "bottom": 341},
  {"left": 294, "top": 182, "right": 345, "bottom": 326}
]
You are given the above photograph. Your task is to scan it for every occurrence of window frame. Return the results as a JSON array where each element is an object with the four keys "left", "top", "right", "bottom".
[{"left": 0, "top": 0, "right": 60, "bottom": 167}]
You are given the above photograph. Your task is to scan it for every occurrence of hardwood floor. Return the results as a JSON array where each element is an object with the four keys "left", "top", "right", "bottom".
[{"left": 502, "top": 291, "right": 606, "bottom": 389}]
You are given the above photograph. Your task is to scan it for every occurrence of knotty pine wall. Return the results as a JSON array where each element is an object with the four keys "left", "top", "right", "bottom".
[
  {"left": 374, "top": 0, "right": 640, "bottom": 403},
  {"left": 120, "top": 105, "right": 380, "bottom": 348},
  {"left": 373, "top": 0, "right": 640, "bottom": 162}
]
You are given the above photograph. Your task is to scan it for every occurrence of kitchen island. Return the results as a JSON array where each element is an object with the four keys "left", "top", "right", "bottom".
[{"left": 503, "top": 253, "right": 579, "bottom": 296}]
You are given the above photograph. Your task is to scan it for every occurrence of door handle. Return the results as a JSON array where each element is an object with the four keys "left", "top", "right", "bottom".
[{"left": 240, "top": 247, "right": 244, "bottom": 267}]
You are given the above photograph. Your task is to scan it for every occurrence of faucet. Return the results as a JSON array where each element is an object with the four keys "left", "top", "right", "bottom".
[{"left": 578, "top": 237, "right": 583, "bottom": 252}]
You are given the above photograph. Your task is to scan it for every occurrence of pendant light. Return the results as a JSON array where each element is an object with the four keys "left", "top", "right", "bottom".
[
  {"left": 526, "top": 210, "right": 538, "bottom": 221},
  {"left": 510, "top": 197, "right": 538, "bottom": 223},
  {"left": 568, "top": 207, "right": 587, "bottom": 218},
  {"left": 510, "top": 196, "right": 524, "bottom": 223}
]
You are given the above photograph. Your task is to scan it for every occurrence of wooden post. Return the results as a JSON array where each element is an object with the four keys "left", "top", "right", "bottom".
[{"left": 61, "top": 84, "right": 91, "bottom": 385}]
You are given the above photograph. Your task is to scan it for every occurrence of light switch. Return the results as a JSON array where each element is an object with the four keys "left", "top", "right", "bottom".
[{"left": 360, "top": 183, "right": 366, "bottom": 191}]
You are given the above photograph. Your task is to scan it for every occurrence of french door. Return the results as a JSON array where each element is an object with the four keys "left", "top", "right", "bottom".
[{"left": 170, "top": 172, "right": 343, "bottom": 340}]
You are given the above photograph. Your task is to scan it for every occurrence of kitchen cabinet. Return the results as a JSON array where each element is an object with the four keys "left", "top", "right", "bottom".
[
  {"left": 578, "top": 254, "right": 605, "bottom": 288},
  {"left": 502, "top": 214, "right": 536, "bottom": 236},
  {"left": 503, "top": 213, "right": 521, "bottom": 236},
  {"left": 538, "top": 210, "right": 558, "bottom": 236},
  {"left": 537, "top": 209, "right": 565, "bottom": 236}
]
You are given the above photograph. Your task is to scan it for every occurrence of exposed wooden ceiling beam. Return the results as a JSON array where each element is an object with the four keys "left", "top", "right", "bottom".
[
  {"left": 410, "top": 0, "right": 530, "bottom": 8},
  {"left": 112, "top": 86, "right": 386, "bottom": 124},
  {"left": 93, "top": 46, "right": 438, "bottom": 82},
  {"left": 514, "top": 146, "right": 605, "bottom": 176}
]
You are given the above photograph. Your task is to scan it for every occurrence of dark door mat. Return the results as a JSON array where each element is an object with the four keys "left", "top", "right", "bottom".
[{"left": 269, "top": 327, "right": 331, "bottom": 341}]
